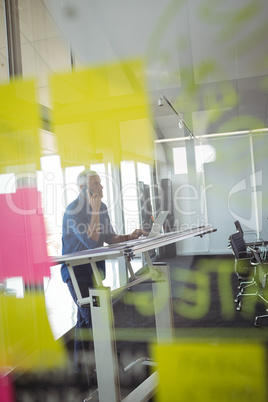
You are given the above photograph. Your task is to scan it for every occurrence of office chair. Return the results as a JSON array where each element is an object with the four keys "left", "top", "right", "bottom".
[
  {"left": 248, "top": 248, "right": 268, "bottom": 327},
  {"left": 234, "top": 220, "right": 243, "bottom": 235},
  {"left": 228, "top": 232, "right": 258, "bottom": 310},
  {"left": 234, "top": 220, "right": 268, "bottom": 247},
  {"left": 229, "top": 232, "right": 253, "bottom": 277}
]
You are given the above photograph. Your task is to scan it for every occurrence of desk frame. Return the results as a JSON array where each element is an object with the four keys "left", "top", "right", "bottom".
[{"left": 52, "top": 225, "right": 216, "bottom": 401}]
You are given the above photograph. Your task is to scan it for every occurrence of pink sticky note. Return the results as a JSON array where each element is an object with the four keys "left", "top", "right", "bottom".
[
  {"left": 0, "top": 187, "right": 51, "bottom": 284},
  {"left": 0, "top": 375, "right": 14, "bottom": 402}
]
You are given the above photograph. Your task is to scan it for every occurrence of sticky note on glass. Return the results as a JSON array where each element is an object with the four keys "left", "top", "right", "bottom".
[
  {"left": 50, "top": 59, "right": 154, "bottom": 167},
  {"left": 0, "top": 79, "right": 41, "bottom": 173},
  {"left": 0, "top": 375, "right": 14, "bottom": 402},
  {"left": 0, "top": 292, "right": 66, "bottom": 371},
  {"left": 0, "top": 188, "right": 51, "bottom": 284},
  {"left": 153, "top": 342, "right": 267, "bottom": 402}
]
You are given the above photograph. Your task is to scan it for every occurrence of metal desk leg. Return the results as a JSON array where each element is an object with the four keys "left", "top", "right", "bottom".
[
  {"left": 89, "top": 287, "right": 121, "bottom": 402},
  {"left": 68, "top": 265, "right": 83, "bottom": 301},
  {"left": 118, "top": 256, "right": 128, "bottom": 287},
  {"left": 91, "top": 261, "right": 104, "bottom": 287},
  {"left": 152, "top": 263, "right": 174, "bottom": 342}
]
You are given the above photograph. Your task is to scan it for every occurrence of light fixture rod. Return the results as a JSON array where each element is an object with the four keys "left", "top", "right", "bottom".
[
  {"left": 161, "top": 94, "right": 195, "bottom": 139},
  {"left": 154, "top": 127, "right": 268, "bottom": 143}
]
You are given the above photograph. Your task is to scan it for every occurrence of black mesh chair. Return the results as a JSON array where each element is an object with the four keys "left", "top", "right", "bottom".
[
  {"left": 228, "top": 232, "right": 257, "bottom": 310},
  {"left": 234, "top": 220, "right": 244, "bottom": 235},
  {"left": 229, "top": 232, "right": 254, "bottom": 278},
  {"left": 248, "top": 248, "right": 268, "bottom": 327},
  {"left": 234, "top": 220, "right": 268, "bottom": 247}
]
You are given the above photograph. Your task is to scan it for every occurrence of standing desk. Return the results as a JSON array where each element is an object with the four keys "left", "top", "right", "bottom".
[{"left": 52, "top": 224, "right": 216, "bottom": 401}]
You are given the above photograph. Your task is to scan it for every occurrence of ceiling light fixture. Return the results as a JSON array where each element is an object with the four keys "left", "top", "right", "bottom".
[
  {"left": 189, "top": 132, "right": 194, "bottom": 140},
  {"left": 158, "top": 95, "right": 164, "bottom": 107}
]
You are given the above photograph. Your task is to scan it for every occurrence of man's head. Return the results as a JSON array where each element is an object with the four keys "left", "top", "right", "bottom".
[{"left": 77, "top": 169, "right": 103, "bottom": 198}]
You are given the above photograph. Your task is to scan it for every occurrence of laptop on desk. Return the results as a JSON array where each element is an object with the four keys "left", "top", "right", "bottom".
[
  {"left": 147, "top": 210, "right": 169, "bottom": 238},
  {"left": 106, "top": 211, "right": 169, "bottom": 249}
]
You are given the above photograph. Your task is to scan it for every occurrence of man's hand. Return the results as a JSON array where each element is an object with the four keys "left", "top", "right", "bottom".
[
  {"left": 128, "top": 229, "right": 148, "bottom": 241},
  {"left": 87, "top": 191, "right": 101, "bottom": 212},
  {"left": 109, "top": 229, "right": 148, "bottom": 244}
]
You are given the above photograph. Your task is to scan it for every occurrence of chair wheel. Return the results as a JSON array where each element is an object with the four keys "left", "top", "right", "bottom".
[
  {"left": 237, "top": 305, "right": 241, "bottom": 311},
  {"left": 235, "top": 295, "right": 241, "bottom": 303}
]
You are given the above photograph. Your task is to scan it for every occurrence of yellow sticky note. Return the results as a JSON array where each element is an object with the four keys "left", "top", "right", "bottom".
[
  {"left": 0, "top": 292, "right": 66, "bottom": 371},
  {"left": 0, "top": 79, "right": 41, "bottom": 173},
  {"left": 152, "top": 342, "right": 267, "bottom": 402},
  {"left": 50, "top": 59, "right": 154, "bottom": 167}
]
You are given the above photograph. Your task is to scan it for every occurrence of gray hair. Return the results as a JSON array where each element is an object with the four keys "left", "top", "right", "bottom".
[{"left": 77, "top": 169, "right": 98, "bottom": 189}]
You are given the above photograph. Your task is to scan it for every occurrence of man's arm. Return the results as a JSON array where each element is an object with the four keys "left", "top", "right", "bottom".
[
  {"left": 109, "top": 229, "right": 147, "bottom": 244},
  {"left": 86, "top": 191, "right": 101, "bottom": 242}
]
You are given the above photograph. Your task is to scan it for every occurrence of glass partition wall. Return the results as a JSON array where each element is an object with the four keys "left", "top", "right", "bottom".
[
  {"left": 1, "top": 2, "right": 268, "bottom": 401},
  {"left": 155, "top": 130, "right": 268, "bottom": 255}
]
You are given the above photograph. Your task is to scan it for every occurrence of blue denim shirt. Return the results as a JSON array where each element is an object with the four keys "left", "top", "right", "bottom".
[{"left": 61, "top": 194, "right": 115, "bottom": 283}]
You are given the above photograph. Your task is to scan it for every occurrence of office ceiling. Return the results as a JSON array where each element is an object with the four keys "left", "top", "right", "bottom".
[
  {"left": 2, "top": 0, "right": 268, "bottom": 142},
  {"left": 44, "top": 0, "right": 268, "bottom": 141}
]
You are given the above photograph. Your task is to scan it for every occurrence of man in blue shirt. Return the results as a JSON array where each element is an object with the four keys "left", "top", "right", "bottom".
[{"left": 61, "top": 169, "right": 146, "bottom": 380}]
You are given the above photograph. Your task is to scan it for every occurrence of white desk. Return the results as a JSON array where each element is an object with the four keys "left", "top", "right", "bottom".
[{"left": 52, "top": 224, "right": 216, "bottom": 402}]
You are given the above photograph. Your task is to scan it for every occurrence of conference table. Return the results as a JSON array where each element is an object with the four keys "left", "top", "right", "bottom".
[{"left": 52, "top": 224, "right": 216, "bottom": 402}]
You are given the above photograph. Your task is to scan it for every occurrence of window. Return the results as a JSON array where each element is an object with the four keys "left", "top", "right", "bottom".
[
  {"left": 0, "top": 173, "right": 15, "bottom": 194},
  {"left": 120, "top": 161, "right": 140, "bottom": 233},
  {"left": 194, "top": 144, "right": 216, "bottom": 172},
  {"left": 173, "top": 147, "right": 188, "bottom": 174}
]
